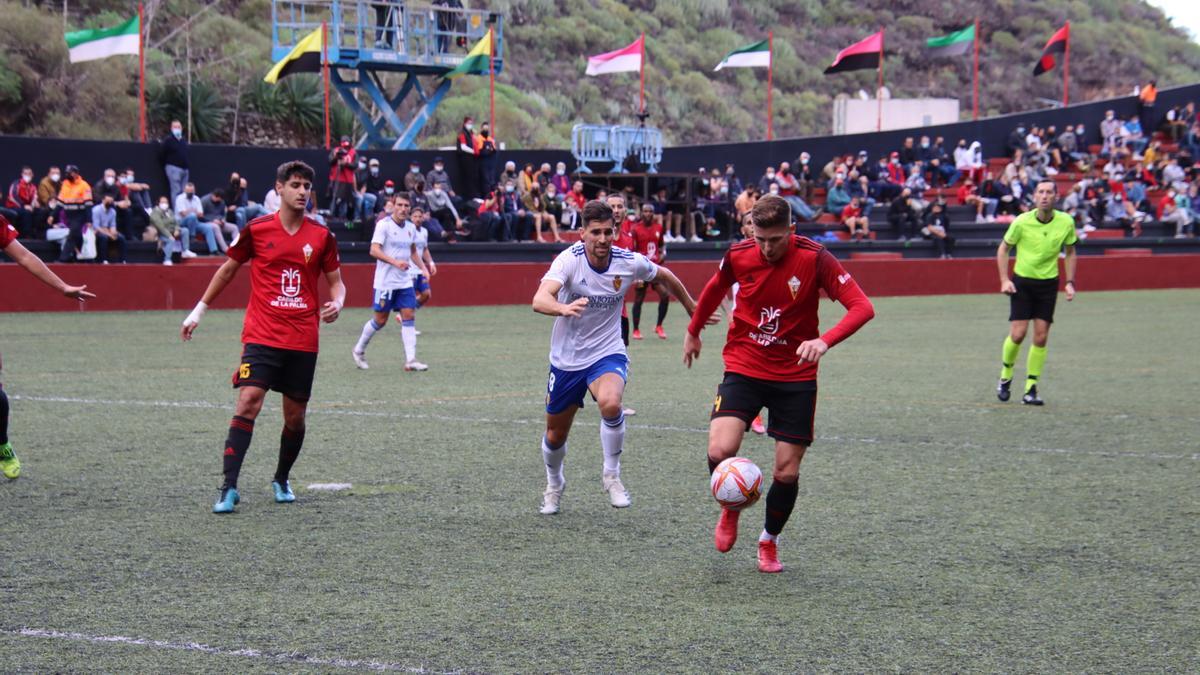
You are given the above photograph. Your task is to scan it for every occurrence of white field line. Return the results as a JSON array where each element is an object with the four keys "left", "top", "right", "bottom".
[
  {"left": 12, "top": 394, "right": 1198, "bottom": 462},
  {"left": 0, "top": 627, "right": 454, "bottom": 673}
]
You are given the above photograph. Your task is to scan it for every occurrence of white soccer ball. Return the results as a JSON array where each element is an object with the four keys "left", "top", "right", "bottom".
[{"left": 710, "top": 457, "right": 763, "bottom": 511}]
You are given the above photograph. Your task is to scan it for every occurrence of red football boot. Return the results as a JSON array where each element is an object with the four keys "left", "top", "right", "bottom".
[
  {"left": 757, "top": 539, "right": 783, "bottom": 573},
  {"left": 714, "top": 507, "right": 739, "bottom": 552}
]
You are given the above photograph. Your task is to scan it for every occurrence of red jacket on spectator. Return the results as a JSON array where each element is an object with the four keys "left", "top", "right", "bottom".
[
  {"left": 6, "top": 178, "right": 37, "bottom": 209},
  {"left": 1107, "top": 179, "right": 1127, "bottom": 200},
  {"left": 840, "top": 204, "right": 863, "bottom": 221},
  {"left": 1156, "top": 194, "right": 1176, "bottom": 220},
  {"left": 886, "top": 162, "right": 905, "bottom": 184},
  {"left": 566, "top": 189, "right": 585, "bottom": 211},
  {"left": 956, "top": 183, "right": 977, "bottom": 203}
]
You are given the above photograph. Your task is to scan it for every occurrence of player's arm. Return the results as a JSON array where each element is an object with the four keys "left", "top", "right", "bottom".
[
  {"left": 652, "top": 266, "right": 698, "bottom": 316},
  {"left": 180, "top": 257, "right": 243, "bottom": 341},
  {"left": 409, "top": 243, "right": 429, "bottom": 276},
  {"left": 799, "top": 251, "right": 876, "bottom": 364},
  {"left": 532, "top": 278, "right": 586, "bottom": 317},
  {"left": 422, "top": 245, "right": 436, "bottom": 277},
  {"left": 369, "top": 242, "right": 409, "bottom": 270},
  {"left": 996, "top": 240, "right": 1016, "bottom": 294},
  {"left": 2, "top": 239, "right": 94, "bottom": 301},
  {"left": 321, "top": 267, "right": 346, "bottom": 323},
  {"left": 1063, "top": 244, "right": 1077, "bottom": 301}
]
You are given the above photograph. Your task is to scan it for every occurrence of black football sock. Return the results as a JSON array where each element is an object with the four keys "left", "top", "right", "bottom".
[
  {"left": 274, "top": 425, "right": 306, "bottom": 484},
  {"left": 707, "top": 455, "right": 720, "bottom": 475},
  {"left": 0, "top": 386, "right": 9, "bottom": 445},
  {"left": 621, "top": 315, "right": 629, "bottom": 346},
  {"left": 763, "top": 478, "right": 799, "bottom": 536},
  {"left": 632, "top": 298, "right": 643, "bottom": 331},
  {"left": 656, "top": 296, "right": 669, "bottom": 326},
  {"left": 221, "top": 415, "right": 255, "bottom": 490}
]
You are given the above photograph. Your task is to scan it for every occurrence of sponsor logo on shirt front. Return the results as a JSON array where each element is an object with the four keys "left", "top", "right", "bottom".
[
  {"left": 273, "top": 268, "right": 308, "bottom": 309},
  {"left": 749, "top": 306, "right": 788, "bottom": 347}
]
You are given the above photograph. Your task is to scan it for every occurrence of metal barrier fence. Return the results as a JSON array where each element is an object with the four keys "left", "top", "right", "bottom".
[{"left": 572, "top": 124, "right": 663, "bottom": 174}]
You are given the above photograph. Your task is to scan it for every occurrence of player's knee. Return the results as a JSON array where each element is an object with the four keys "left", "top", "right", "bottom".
[
  {"left": 234, "top": 393, "right": 265, "bottom": 419},
  {"left": 545, "top": 427, "right": 569, "bottom": 448},
  {"left": 772, "top": 466, "right": 799, "bottom": 483},
  {"left": 597, "top": 397, "right": 622, "bottom": 419}
]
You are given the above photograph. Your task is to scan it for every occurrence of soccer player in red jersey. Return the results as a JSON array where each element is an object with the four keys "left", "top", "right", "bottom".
[
  {"left": 180, "top": 161, "right": 346, "bottom": 514},
  {"left": 683, "top": 195, "right": 875, "bottom": 572},
  {"left": 0, "top": 214, "right": 95, "bottom": 479},
  {"left": 630, "top": 203, "right": 671, "bottom": 340},
  {"left": 607, "top": 192, "right": 638, "bottom": 416}
]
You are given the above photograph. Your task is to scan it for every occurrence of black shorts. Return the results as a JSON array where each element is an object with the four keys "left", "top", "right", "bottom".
[
  {"left": 1009, "top": 275, "right": 1059, "bottom": 323},
  {"left": 232, "top": 343, "right": 318, "bottom": 402},
  {"left": 711, "top": 372, "right": 817, "bottom": 445}
]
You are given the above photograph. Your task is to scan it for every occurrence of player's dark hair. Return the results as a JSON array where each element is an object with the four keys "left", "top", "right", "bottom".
[
  {"left": 394, "top": 191, "right": 412, "bottom": 204},
  {"left": 581, "top": 200, "right": 613, "bottom": 227},
  {"left": 605, "top": 192, "right": 626, "bottom": 205},
  {"left": 276, "top": 160, "right": 315, "bottom": 185},
  {"left": 1036, "top": 179, "right": 1058, "bottom": 193},
  {"left": 752, "top": 194, "right": 791, "bottom": 229}
]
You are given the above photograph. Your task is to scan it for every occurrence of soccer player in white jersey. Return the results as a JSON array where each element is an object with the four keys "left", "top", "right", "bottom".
[
  {"left": 352, "top": 193, "right": 429, "bottom": 371},
  {"left": 407, "top": 205, "right": 436, "bottom": 322},
  {"left": 532, "top": 200, "right": 707, "bottom": 514}
]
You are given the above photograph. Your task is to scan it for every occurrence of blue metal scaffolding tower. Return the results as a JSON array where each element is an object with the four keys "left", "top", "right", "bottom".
[{"left": 271, "top": 1, "right": 503, "bottom": 150}]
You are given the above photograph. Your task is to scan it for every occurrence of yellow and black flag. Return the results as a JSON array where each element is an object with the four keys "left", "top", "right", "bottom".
[{"left": 265, "top": 26, "right": 323, "bottom": 84}]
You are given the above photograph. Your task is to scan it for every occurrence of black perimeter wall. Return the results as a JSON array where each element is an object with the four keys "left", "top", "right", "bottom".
[{"left": 1, "top": 83, "right": 1197, "bottom": 202}]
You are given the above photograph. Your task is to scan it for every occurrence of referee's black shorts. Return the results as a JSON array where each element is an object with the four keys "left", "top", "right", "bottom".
[
  {"left": 711, "top": 372, "right": 817, "bottom": 445},
  {"left": 1009, "top": 274, "right": 1059, "bottom": 323},
  {"left": 232, "top": 343, "right": 318, "bottom": 402}
]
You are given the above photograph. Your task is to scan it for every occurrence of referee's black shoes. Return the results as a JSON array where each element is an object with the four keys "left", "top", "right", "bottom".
[
  {"left": 1022, "top": 385, "right": 1044, "bottom": 406},
  {"left": 997, "top": 378, "right": 1012, "bottom": 402}
]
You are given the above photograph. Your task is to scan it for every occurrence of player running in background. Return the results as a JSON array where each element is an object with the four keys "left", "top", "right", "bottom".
[
  {"left": 995, "top": 180, "right": 1077, "bottom": 405},
  {"left": 607, "top": 192, "right": 638, "bottom": 417},
  {"left": 181, "top": 161, "right": 345, "bottom": 514},
  {"left": 407, "top": 205, "right": 436, "bottom": 330},
  {"left": 532, "top": 200, "right": 705, "bottom": 515},
  {"left": 352, "top": 193, "right": 429, "bottom": 371},
  {"left": 684, "top": 195, "right": 875, "bottom": 572},
  {"left": 0, "top": 214, "right": 95, "bottom": 479},
  {"left": 630, "top": 203, "right": 671, "bottom": 340}
]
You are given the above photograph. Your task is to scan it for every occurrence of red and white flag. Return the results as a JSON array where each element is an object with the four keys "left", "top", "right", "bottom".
[{"left": 586, "top": 35, "right": 644, "bottom": 76}]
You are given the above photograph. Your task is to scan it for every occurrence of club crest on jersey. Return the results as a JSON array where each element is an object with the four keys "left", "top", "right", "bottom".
[
  {"left": 612, "top": 277, "right": 623, "bottom": 291},
  {"left": 302, "top": 243, "right": 313, "bottom": 263},
  {"left": 787, "top": 275, "right": 801, "bottom": 299}
]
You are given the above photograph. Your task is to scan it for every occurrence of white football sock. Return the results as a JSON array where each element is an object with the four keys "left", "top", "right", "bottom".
[
  {"left": 600, "top": 413, "right": 625, "bottom": 474},
  {"left": 355, "top": 318, "right": 384, "bottom": 353},
  {"left": 400, "top": 319, "right": 417, "bottom": 362},
  {"left": 759, "top": 529, "right": 778, "bottom": 543},
  {"left": 542, "top": 436, "right": 566, "bottom": 488}
]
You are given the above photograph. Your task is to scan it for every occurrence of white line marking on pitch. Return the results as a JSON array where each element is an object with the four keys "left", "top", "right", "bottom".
[
  {"left": 12, "top": 394, "right": 1195, "bottom": 461},
  {"left": 0, "top": 627, "right": 453, "bottom": 673}
]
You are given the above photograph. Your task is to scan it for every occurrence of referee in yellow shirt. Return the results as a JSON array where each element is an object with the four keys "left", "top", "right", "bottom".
[{"left": 996, "top": 180, "right": 1077, "bottom": 405}]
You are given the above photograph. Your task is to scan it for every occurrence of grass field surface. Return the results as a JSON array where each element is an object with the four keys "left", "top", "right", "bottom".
[{"left": 1, "top": 289, "right": 1197, "bottom": 672}]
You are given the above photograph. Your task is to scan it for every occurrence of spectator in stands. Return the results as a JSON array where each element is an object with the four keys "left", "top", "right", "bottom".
[
  {"left": 926, "top": 136, "right": 959, "bottom": 187},
  {"left": 1005, "top": 124, "right": 1028, "bottom": 160},
  {"left": 174, "top": 182, "right": 216, "bottom": 255},
  {"left": 882, "top": 153, "right": 906, "bottom": 200},
  {"left": 841, "top": 196, "right": 870, "bottom": 242},
  {"left": 457, "top": 116, "right": 478, "bottom": 199},
  {"left": 356, "top": 157, "right": 385, "bottom": 226},
  {"left": 123, "top": 167, "right": 152, "bottom": 232},
  {"left": 404, "top": 160, "right": 425, "bottom": 193},
  {"left": 734, "top": 184, "right": 758, "bottom": 222},
  {"left": 56, "top": 165, "right": 92, "bottom": 262},
  {"left": 426, "top": 156, "right": 451, "bottom": 195},
  {"left": 1164, "top": 102, "right": 1194, "bottom": 141},
  {"left": 263, "top": 187, "right": 281, "bottom": 215},
  {"left": 757, "top": 165, "right": 778, "bottom": 194},
  {"left": 378, "top": 179, "right": 397, "bottom": 211},
  {"left": 523, "top": 184, "right": 560, "bottom": 243},
  {"left": 159, "top": 119, "right": 189, "bottom": 203},
  {"left": 956, "top": 178, "right": 996, "bottom": 223},
  {"left": 1100, "top": 110, "right": 1124, "bottom": 157},
  {"left": 500, "top": 179, "right": 531, "bottom": 241},
  {"left": 4, "top": 166, "right": 40, "bottom": 235},
  {"left": 150, "top": 194, "right": 195, "bottom": 264},
  {"left": 1103, "top": 193, "right": 1142, "bottom": 236},
  {"left": 90, "top": 194, "right": 127, "bottom": 264},
  {"left": 887, "top": 188, "right": 920, "bottom": 241},
  {"left": 1159, "top": 186, "right": 1194, "bottom": 238},
  {"left": 544, "top": 181, "right": 566, "bottom": 232},
  {"left": 921, "top": 199, "right": 955, "bottom": 259},
  {"left": 1138, "top": 79, "right": 1158, "bottom": 136},
  {"left": 428, "top": 180, "right": 464, "bottom": 239},
  {"left": 329, "top": 136, "right": 358, "bottom": 218},
  {"left": 825, "top": 177, "right": 851, "bottom": 215},
  {"left": 549, "top": 161, "right": 571, "bottom": 196},
  {"left": 411, "top": 204, "right": 444, "bottom": 245},
  {"left": 200, "top": 188, "right": 236, "bottom": 252},
  {"left": 533, "top": 163, "right": 553, "bottom": 193},
  {"left": 899, "top": 136, "right": 918, "bottom": 170},
  {"left": 93, "top": 168, "right": 133, "bottom": 237},
  {"left": 498, "top": 160, "right": 519, "bottom": 193},
  {"left": 789, "top": 154, "right": 813, "bottom": 203},
  {"left": 773, "top": 162, "right": 813, "bottom": 222},
  {"left": 476, "top": 187, "right": 504, "bottom": 241},
  {"left": 477, "top": 123, "right": 499, "bottom": 198},
  {"left": 1057, "top": 125, "right": 1083, "bottom": 166},
  {"left": 904, "top": 164, "right": 929, "bottom": 212},
  {"left": 1123, "top": 115, "right": 1148, "bottom": 157},
  {"left": 1061, "top": 182, "right": 1093, "bottom": 232},
  {"left": 1163, "top": 156, "right": 1185, "bottom": 186},
  {"left": 518, "top": 163, "right": 537, "bottom": 196},
  {"left": 847, "top": 175, "right": 875, "bottom": 217},
  {"left": 37, "top": 166, "right": 62, "bottom": 230},
  {"left": 563, "top": 179, "right": 586, "bottom": 231}
]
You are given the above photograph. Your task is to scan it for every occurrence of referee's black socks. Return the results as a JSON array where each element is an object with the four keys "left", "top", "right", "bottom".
[
  {"left": 222, "top": 415, "right": 255, "bottom": 489},
  {"left": 764, "top": 478, "right": 799, "bottom": 536}
]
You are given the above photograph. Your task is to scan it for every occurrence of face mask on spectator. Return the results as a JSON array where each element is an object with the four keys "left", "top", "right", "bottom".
[
  {"left": 21, "top": 173, "right": 32, "bottom": 183},
  {"left": 506, "top": 185, "right": 515, "bottom": 193},
  {"left": 921, "top": 141, "right": 930, "bottom": 148},
  {"left": 434, "top": 163, "right": 443, "bottom": 171},
  {"left": 50, "top": 173, "right": 61, "bottom": 182},
  {"left": 465, "top": 123, "right": 474, "bottom": 131},
  {"left": 358, "top": 161, "right": 367, "bottom": 169},
  {"left": 720, "top": 186, "right": 729, "bottom": 195},
  {"left": 159, "top": 201, "right": 170, "bottom": 210},
  {"left": 119, "top": 175, "right": 128, "bottom": 185},
  {"left": 172, "top": 128, "right": 183, "bottom": 139},
  {"left": 432, "top": 187, "right": 443, "bottom": 195},
  {"left": 411, "top": 166, "right": 420, "bottom": 173},
  {"left": 105, "top": 176, "right": 115, "bottom": 185},
  {"left": 766, "top": 171, "right": 775, "bottom": 180},
  {"left": 370, "top": 168, "right": 379, "bottom": 176},
  {"left": 769, "top": 186, "right": 780, "bottom": 195}
]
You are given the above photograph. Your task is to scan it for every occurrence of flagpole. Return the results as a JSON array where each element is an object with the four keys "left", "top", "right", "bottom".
[
  {"left": 138, "top": 1, "right": 146, "bottom": 142},
  {"left": 322, "top": 20, "right": 330, "bottom": 150},
  {"left": 638, "top": 31, "right": 646, "bottom": 116},
  {"left": 1062, "top": 21, "right": 1069, "bottom": 107},
  {"left": 766, "top": 31, "right": 774, "bottom": 141},
  {"left": 877, "top": 29, "right": 884, "bottom": 132},
  {"left": 973, "top": 18, "right": 980, "bottom": 121},
  {"left": 488, "top": 26, "right": 495, "bottom": 134}
]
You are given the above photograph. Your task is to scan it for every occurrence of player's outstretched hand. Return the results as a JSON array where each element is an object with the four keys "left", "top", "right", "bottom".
[
  {"left": 1065, "top": 281, "right": 1076, "bottom": 301},
  {"left": 1001, "top": 279, "right": 1016, "bottom": 295},
  {"left": 321, "top": 300, "right": 343, "bottom": 323},
  {"left": 181, "top": 321, "right": 197, "bottom": 341},
  {"left": 428, "top": 261, "right": 437, "bottom": 277},
  {"left": 683, "top": 332, "right": 702, "bottom": 368},
  {"left": 559, "top": 297, "right": 588, "bottom": 318},
  {"left": 796, "top": 338, "right": 828, "bottom": 364},
  {"left": 63, "top": 284, "right": 95, "bottom": 301}
]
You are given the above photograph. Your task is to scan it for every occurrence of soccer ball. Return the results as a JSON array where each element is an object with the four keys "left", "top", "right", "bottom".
[{"left": 710, "top": 457, "right": 763, "bottom": 511}]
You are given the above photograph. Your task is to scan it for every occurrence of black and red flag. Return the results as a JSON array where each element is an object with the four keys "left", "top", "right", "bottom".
[
  {"left": 824, "top": 31, "right": 883, "bottom": 74},
  {"left": 1033, "top": 22, "right": 1069, "bottom": 76}
]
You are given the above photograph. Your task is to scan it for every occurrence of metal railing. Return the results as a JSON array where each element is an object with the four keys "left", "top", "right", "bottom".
[
  {"left": 272, "top": 0, "right": 502, "bottom": 70},
  {"left": 572, "top": 124, "right": 663, "bottom": 174}
]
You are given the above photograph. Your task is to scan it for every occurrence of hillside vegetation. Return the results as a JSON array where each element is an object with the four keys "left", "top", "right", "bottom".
[{"left": 3, "top": 0, "right": 1199, "bottom": 148}]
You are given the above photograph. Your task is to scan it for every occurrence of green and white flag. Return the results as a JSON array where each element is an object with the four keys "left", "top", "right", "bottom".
[
  {"left": 714, "top": 39, "right": 770, "bottom": 71},
  {"left": 925, "top": 24, "right": 975, "bottom": 58},
  {"left": 65, "top": 15, "right": 140, "bottom": 64}
]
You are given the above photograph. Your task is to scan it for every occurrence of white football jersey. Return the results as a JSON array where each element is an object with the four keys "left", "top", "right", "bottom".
[
  {"left": 408, "top": 224, "right": 430, "bottom": 279},
  {"left": 542, "top": 243, "right": 659, "bottom": 370},
  {"left": 371, "top": 216, "right": 416, "bottom": 290}
]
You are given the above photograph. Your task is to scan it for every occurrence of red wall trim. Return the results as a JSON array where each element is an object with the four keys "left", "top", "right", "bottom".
[{"left": 1, "top": 255, "right": 1197, "bottom": 312}]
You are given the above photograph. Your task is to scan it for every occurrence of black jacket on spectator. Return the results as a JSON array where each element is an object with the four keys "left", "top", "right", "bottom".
[
  {"left": 158, "top": 134, "right": 189, "bottom": 169},
  {"left": 94, "top": 180, "right": 122, "bottom": 203}
]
